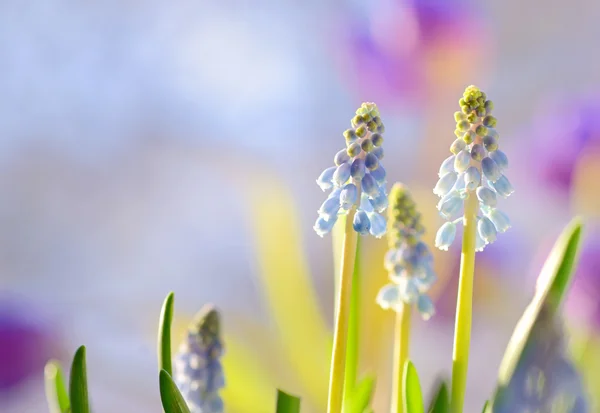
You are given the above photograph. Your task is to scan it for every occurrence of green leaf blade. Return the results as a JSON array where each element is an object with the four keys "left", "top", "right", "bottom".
[
  {"left": 159, "top": 369, "right": 191, "bottom": 413},
  {"left": 275, "top": 389, "right": 301, "bottom": 413},
  {"left": 403, "top": 360, "right": 425, "bottom": 413},
  {"left": 344, "top": 375, "right": 376, "bottom": 413},
  {"left": 44, "top": 360, "right": 70, "bottom": 413},
  {"left": 69, "top": 346, "right": 90, "bottom": 413},
  {"left": 427, "top": 379, "right": 449, "bottom": 413},
  {"left": 158, "top": 291, "right": 175, "bottom": 376}
]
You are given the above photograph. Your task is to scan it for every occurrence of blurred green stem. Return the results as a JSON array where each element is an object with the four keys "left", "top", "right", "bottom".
[
  {"left": 344, "top": 236, "right": 362, "bottom": 400},
  {"left": 327, "top": 194, "right": 359, "bottom": 413},
  {"left": 450, "top": 193, "right": 478, "bottom": 413},
  {"left": 391, "top": 303, "right": 411, "bottom": 413}
]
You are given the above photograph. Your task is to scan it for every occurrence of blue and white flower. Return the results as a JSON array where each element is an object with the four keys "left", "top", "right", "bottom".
[
  {"left": 376, "top": 183, "right": 437, "bottom": 320},
  {"left": 314, "top": 103, "right": 388, "bottom": 238},
  {"left": 174, "top": 305, "right": 225, "bottom": 413},
  {"left": 433, "top": 86, "right": 513, "bottom": 251}
]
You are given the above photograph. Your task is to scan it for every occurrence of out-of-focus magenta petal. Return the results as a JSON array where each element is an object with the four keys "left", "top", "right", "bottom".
[{"left": 0, "top": 294, "right": 61, "bottom": 391}]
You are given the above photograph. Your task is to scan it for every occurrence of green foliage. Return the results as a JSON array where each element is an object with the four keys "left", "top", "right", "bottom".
[
  {"left": 490, "top": 217, "right": 583, "bottom": 408},
  {"left": 275, "top": 390, "right": 301, "bottom": 413},
  {"left": 44, "top": 360, "right": 70, "bottom": 413},
  {"left": 69, "top": 346, "right": 90, "bottom": 413},
  {"left": 344, "top": 376, "right": 376, "bottom": 413},
  {"left": 158, "top": 291, "right": 175, "bottom": 376},
  {"left": 427, "top": 380, "right": 449, "bottom": 413},
  {"left": 159, "top": 369, "right": 192, "bottom": 413},
  {"left": 402, "top": 361, "right": 424, "bottom": 413}
]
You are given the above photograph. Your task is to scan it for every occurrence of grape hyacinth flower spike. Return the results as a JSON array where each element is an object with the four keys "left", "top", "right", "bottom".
[
  {"left": 435, "top": 86, "right": 514, "bottom": 413},
  {"left": 174, "top": 305, "right": 224, "bottom": 413},
  {"left": 376, "top": 183, "right": 437, "bottom": 413},
  {"left": 315, "top": 103, "right": 389, "bottom": 413},
  {"left": 434, "top": 85, "right": 513, "bottom": 252},
  {"left": 314, "top": 102, "right": 388, "bottom": 239}
]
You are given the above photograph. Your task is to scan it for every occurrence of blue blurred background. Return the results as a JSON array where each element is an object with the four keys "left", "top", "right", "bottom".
[{"left": 2, "top": 1, "right": 600, "bottom": 412}]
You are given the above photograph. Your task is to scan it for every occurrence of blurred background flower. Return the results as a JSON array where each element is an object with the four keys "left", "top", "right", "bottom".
[{"left": 2, "top": 0, "right": 600, "bottom": 412}]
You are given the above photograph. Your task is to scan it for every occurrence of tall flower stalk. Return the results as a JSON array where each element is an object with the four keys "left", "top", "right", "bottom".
[
  {"left": 376, "top": 183, "right": 437, "bottom": 413},
  {"left": 433, "top": 86, "right": 513, "bottom": 413},
  {"left": 314, "top": 102, "right": 388, "bottom": 413}
]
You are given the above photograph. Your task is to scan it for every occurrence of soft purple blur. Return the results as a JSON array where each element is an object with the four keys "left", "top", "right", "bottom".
[
  {"left": 528, "top": 93, "right": 600, "bottom": 192},
  {"left": 0, "top": 295, "right": 60, "bottom": 392}
]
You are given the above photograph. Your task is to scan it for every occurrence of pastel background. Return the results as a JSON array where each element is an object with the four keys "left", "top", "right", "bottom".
[{"left": 2, "top": 0, "right": 600, "bottom": 412}]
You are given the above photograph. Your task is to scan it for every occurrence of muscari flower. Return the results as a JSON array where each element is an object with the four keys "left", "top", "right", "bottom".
[
  {"left": 376, "top": 183, "right": 436, "bottom": 320},
  {"left": 314, "top": 103, "right": 388, "bottom": 238},
  {"left": 434, "top": 85, "right": 513, "bottom": 252},
  {"left": 174, "top": 305, "right": 225, "bottom": 413}
]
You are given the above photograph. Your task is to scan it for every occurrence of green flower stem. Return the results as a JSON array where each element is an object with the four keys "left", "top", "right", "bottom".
[
  {"left": 344, "top": 236, "right": 362, "bottom": 400},
  {"left": 327, "top": 196, "right": 360, "bottom": 413},
  {"left": 450, "top": 193, "right": 478, "bottom": 413},
  {"left": 391, "top": 302, "right": 411, "bottom": 413}
]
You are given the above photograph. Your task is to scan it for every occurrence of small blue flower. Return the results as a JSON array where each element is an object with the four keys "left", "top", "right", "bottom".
[
  {"left": 434, "top": 172, "right": 458, "bottom": 197},
  {"left": 339, "top": 184, "right": 358, "bottom": 210},
  {"left": 476, "top": 186, "right": 497, "bottom": 207},
  {"left": 489, "top": 174, "right": 514, "bottom": 198},
  {"left": 334, "top": 149, "right": 351, "bottom": 166},
  {"left": 482, "top": 156, "right": 502, "bottom": 182},
  {"left": 314, "top": 103, "right": 388, "bottom": 237},
  {"left": 353, "top": 210, "right": 371, "bottom": 235},
  {"left": 316, "top": 166, "right": 336, "bottom": 191},
  {"left": 464, "top": 166, "right": 481, "bottom": 191},
  {"left": 174, "top": 305, "right": 224, "bottom": 413},
  {"left": 370, "top": 190, "right": 388, "bottom": 213},
  {"left": 487, "top": 208, "right": 511, "bottom": 233},
  {"left": 372, "top": 146, "right": 384, "bottom": 159},
  {"left": 370, "top": 164, "right": 387, "bottom": 184},
  {"left": 368, "top": 212, "right": 386, "bottom": 238},
  {"left": 333, "top": 162, "right": 352, "bottom": 187},
  {"left": 490, "top": 149, "right": 509, "bottom": 170},
  {"left": 439, "top": 155, "right": 456, "bottom": 176},
  {"left": 435, "top": 221, "right": 457, "bottom": 251},
  {"left": 454, "top": 149, "right": 471, "bottom": 173},
  {"left": 376, "top": 283, "right": 402, "bottom": 311},
  {"left": 438, "top": 192, "right": 463, "bottom": 219},
  {"left": 314, "top": 215, "right": 338, "bottom": 238},
  {"left": 350, "top": 158, "right": 366, "bottom": 179},
  {"left": 361, "top": 173, "right": 379, "bottom": 197},
  {"left": 318, "top": 195, "right": 341, "bottom": 218},
  {"left": 417, "top": 295, "right": 435, "bottom": 320},
  {"left": 478, "top": 216, "right": 497, "bottom": 244}
]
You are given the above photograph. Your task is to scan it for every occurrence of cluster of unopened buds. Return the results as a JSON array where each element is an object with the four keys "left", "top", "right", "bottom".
[{"left": 434, "top": 85, "right": 514, "bottom": 251}]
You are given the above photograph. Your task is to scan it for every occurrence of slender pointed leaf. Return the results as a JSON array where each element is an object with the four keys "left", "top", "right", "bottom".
[
  {"left": 69, "top": 346, "right": 90, "bottom": 413},
  {"left": 158, "top": 291, "right": 175, "bottom": 376},
  {"left": 159, "top": 369, "right": 191, "bottom": 413},
  {"left": 427, "top": 379, "right": 449, "bottom": 413},
  {"left": 345, "top": 375, "right": 376, "bottom": 413},
  {"left": 481, "top": 400, "right": 489, "bottom": 412},
  {"left": 275, "top": 389, "right": 301, "bottom": 413},
  {"left": 497, "top": 218, "right": 583, "bottom": 385},
  {"left": 403, "top": 360, "right": 425, "bottom": 413},
  {"left": 44, "top": 360, "right": 70, "bottom": 413},
  {"left": 490, "top": 218, "right": 586, "bottom": 411}
]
